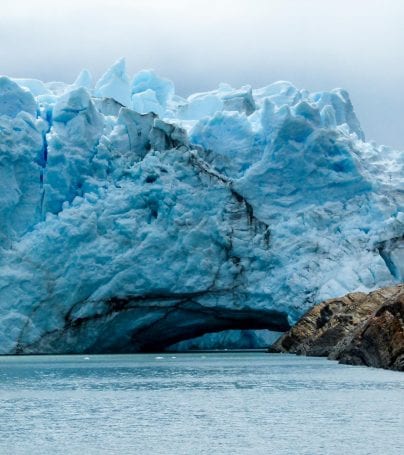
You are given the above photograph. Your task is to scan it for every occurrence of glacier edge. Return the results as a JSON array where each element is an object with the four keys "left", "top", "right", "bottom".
[{"left": 0, "top": 59, "right": 402, "bottom": 353}]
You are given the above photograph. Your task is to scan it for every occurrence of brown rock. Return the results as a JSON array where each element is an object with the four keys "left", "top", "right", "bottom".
[
  {"left": 269, "top": 284, "right": 404, "bottom": 371},
  {"left": 335, "top": 292, "right": 404, "bottom": 371}
]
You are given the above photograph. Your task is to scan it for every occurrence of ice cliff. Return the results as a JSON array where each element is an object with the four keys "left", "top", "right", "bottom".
[{"left": 0, "top": 58, "right": 402, "bottom": 354}]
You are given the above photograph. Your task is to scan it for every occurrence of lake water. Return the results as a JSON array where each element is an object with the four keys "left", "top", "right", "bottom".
[{"left": 0, "top": 353, "right": 403, "bottom": 455}]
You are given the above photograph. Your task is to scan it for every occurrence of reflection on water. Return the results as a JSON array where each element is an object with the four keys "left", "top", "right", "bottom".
[{"left": 0, "top": 353, "right": 403, "bottom": 454}]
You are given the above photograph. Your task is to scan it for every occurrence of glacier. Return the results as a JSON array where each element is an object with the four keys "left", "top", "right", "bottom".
[{"left": 0, "top": 58, "right": 402, "bottom": 354}]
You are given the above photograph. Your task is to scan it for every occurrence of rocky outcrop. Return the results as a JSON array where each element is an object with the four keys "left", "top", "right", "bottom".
[
  {"left": 335, "top": 292, "right": 404, "bottom": 370},
  {"left": 270, "top": 285, "right": 404, "bottom": 371}
]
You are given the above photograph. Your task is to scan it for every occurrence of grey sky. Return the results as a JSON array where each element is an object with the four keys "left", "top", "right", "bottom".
[{"left": 1, "top": 0, "right": 403, "bottom": 148}]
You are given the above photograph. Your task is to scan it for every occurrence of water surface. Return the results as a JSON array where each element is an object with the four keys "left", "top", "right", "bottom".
[{"left": 0, "top": 353, "right": 403, "bottom": 454}]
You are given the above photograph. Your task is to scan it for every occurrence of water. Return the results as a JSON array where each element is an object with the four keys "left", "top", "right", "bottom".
[{"left": 0, "top": 353, "right": 403, "bottom": 455}]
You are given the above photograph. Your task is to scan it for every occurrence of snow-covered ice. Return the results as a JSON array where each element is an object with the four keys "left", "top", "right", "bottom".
[{"left": 0, "top": 58, "right": 402, "bottom": 354}]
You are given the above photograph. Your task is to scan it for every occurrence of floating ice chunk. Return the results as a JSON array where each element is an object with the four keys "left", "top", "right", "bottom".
[
  {"left": 131, "top": 69, "right": 174, "bottom": 107},
  {"left": 95, "top": 57, "right": 131, "bottom": 106},
  {"left": 0, "top": 77, "right": 37, "bottom": 118}
]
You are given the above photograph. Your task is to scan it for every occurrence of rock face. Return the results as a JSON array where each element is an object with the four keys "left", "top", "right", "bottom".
[
  {"left": 335, "top": 291, "right": 404, "bottom": 370},
  {"left": 270, "top": 285, "right": 404, "bottom": 371},
  {"left": 0, "top": 59, "right": 402, "bottom": 354}
]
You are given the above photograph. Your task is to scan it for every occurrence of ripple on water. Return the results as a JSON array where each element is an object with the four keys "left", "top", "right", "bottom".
[{"left": 0, "top": 353, "right": 403, "bottom": 455}]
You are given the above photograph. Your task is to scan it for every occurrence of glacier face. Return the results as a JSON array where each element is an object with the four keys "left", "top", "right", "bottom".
[
  {"left": 167, "top": 329, "right": 281, "bottom": 351},
  {"left": 0, "top": 58, "right": 402, "bottom": 354}
]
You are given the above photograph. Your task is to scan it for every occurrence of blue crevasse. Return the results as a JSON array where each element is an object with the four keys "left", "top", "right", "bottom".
[{"left": 0, "top": 60, "right": 402, "bottom": 354}]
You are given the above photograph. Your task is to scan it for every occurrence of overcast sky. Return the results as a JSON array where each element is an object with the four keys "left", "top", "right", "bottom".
[{"left": 1, "top": 0, "right": 403, "bottom": 148}]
